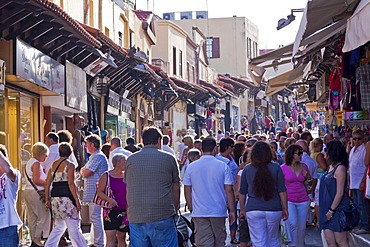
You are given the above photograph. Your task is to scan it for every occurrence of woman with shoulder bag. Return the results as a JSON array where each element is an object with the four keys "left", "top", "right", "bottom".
[
  {"left": 44, "top": 142, "right": 86, "bottom": 247},
  {"left": 319, "top": 140, "right": 350, "bottom": 247},
  {"left": 24, "top": 142, "right": 49, "bottom": 247},
  {"left": 97, "top": 154, "right": 129, "bottom": 247}
]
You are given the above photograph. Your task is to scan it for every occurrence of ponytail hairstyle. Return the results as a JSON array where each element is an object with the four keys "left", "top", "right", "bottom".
[{"left": 251, "top": 141, "right": 275, "bottom": 201}]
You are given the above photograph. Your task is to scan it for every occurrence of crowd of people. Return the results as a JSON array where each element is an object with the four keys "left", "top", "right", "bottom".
[{"left": 0, "top": 117, "right": 370, "bottom": 247}]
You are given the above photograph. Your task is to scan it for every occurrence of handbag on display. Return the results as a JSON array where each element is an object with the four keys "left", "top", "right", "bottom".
[{"left": 93, "top": 172, "right": 115, "bottom": 209}]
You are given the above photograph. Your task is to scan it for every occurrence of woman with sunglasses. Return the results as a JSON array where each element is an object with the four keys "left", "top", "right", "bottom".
[{"left": 281, "top": 145, "right": 311, "bottom": 247}]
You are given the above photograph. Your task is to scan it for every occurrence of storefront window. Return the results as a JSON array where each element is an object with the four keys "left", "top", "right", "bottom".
[{"left": 6, "top": 89, "right": 38, "bottom": 244}]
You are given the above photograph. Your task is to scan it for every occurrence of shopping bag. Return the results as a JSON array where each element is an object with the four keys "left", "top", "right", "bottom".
[
  {"left": 280, "top": 219, "right": 291, "bottom": 244},
  {"left": 366, "top": 173, "right": 370, "bottom": 199}
]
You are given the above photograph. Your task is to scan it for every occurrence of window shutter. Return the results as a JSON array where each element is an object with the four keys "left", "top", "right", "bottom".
[{"left": 212, "top": 37, "right": 220, "bottom": 58}]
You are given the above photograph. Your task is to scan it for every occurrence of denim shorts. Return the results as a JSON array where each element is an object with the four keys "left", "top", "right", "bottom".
[
  {"left": 129, "top": 217, "right": 178, "bottom": 247},
  {"left": 0, "top": 225, "right": 19, "bottom": 247}
]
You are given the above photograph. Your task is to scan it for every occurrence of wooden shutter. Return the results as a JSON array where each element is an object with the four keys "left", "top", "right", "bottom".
[{"left": 212, "top": 37, "right": 220, "bottom": 58}]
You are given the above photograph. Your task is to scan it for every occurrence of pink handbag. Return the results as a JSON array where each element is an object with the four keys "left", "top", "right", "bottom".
[{"left": 93, "top": 172, "right": 115, "bottom": 209}]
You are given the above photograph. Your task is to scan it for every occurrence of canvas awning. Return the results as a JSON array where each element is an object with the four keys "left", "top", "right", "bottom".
[
  {"left": 265, "top": 63, "right": 310, "bottom": 96},
  {"left": 343, "top": 0, "right": 370, "bottom": 52},
  {"left": 293, "top": 0, "right": 359, "bottom": 57}
]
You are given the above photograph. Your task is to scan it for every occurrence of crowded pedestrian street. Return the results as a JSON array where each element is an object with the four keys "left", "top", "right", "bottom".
[{"left": 2, "top": 0, "right": 370, "bottom": 246}]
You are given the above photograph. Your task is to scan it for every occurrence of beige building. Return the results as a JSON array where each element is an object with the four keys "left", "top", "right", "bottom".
[
  {"left": 172, "top": 16, "right": 259, "bottom": 131},
  {"left": 172, "top": 16, "right": 259, "bottom": 80}
]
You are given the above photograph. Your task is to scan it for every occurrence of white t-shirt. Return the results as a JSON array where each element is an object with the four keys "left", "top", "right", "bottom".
[
  {"left": 183, "top": 155, "right": 233, "bottom": 217},
  {"left": 162, "top": 145, "right": 175, "bottom": 156},
  {"left": 25, "top": 158, "right": 47, "bottom": 190},
  {"left": 0, "top": 170, "right": 22, "bottom": 229},
  {"left": 109, "top": 147, "right": 132, "bottom": 171},
  {"left": 349, "top": 144, "right": 367, "bottom": 189},
  {"left": 41, "top": 144, "right": 59, "bottom": 174},
  {"left": 302, "top": 152, "right": 318, "bottom": 179}
]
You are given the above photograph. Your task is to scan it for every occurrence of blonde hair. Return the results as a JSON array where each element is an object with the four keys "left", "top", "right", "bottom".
[
  {"left": 32, "top": 142, "right": 49, "bottom": 158},
  {"left": 310, "top": 138, "right": 323, "bottom": 153},
  {"left": 183, "top": 135, "right": 194, "bottom": 147}
]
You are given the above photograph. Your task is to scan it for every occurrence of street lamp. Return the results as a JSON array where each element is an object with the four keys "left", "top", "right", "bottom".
[{"left": 277, "top": 8, "right": 304, "bottom": 30}]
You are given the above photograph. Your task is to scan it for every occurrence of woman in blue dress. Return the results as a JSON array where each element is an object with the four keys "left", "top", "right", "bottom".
[{"left": 319, "top": 140, "right": 350, "bottom": 247}]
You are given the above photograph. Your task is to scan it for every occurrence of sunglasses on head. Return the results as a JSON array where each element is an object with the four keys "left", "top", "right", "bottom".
[{"left": 353, "top": 137, "right": 362, "bottom": 141}]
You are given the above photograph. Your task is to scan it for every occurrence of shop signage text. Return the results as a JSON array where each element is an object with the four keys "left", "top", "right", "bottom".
[
  {"left": 196, "top": 104, "right": 206, "bottom": 118},
  {"left": 16, "top": 39, "right": 65, "bottom": 95},
  {"left": 66, "top": 61, "right": 87, "bottom": 112},
  {"left": 108, "top": 89, "right": 132, "bottom": 118}
]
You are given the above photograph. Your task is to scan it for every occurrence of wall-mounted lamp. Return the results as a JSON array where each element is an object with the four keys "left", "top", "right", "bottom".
[{"left": 277, "top": 8, "right": 304, "bottom": 30}]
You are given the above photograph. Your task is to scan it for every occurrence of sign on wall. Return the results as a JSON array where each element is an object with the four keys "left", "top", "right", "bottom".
[
  {"left": 16, "top": 38, "right": 65, "bottom": 95},
  {"left": 66, "top": 61, "right": 87, "bottom": 112}
]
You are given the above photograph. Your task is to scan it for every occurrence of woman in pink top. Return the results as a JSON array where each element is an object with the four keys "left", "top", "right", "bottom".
[{"left": 281, "top": 145, "right": 311, "bottom": 247}]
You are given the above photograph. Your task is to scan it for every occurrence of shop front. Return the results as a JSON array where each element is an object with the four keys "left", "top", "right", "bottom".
[
  {"left": 105, "top": 90, "right": 134, "bottom": 145},
  {"left": 0, "top": 37, "right": 68, "bottom": 243}
]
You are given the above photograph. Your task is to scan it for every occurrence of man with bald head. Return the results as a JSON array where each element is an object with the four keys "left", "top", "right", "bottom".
[{"left": 109, "top": 137, "right": 132, "bottom": 170}]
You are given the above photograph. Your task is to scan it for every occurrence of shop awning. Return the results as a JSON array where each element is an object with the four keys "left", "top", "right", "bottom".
[
  {"left": 316, "top": 90, "right": 329, "bottom": 107},
  {"left": 343, "top": 0, "right": 370, "bottom": 52},
  {"left": 293, "top": 0, "right": 359, "bottom": 57},
  {"left": 265, "top": 63, "right": 310, "bottom": 96},
  {"left": 0, "top": 0, "right": 102, "bottom": 66}
]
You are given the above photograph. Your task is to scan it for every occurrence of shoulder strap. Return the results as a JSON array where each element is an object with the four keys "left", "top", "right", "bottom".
[
  {"left": 52, "top": 158, "right": 67, "bottom": 180},
  {"left": 24, "top": 164, "right": 40, "bottom": 192}
]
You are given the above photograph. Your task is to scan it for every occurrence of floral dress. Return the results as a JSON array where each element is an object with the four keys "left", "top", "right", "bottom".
[{"left": 51, "top": 165, "right": 79, "bottom": 220}]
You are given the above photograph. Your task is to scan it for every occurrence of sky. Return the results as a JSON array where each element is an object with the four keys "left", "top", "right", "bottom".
[{"left": 136, "top": 0, "right": 308, "bottom": 49}]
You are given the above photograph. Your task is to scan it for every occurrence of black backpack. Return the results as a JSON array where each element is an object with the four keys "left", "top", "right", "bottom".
[{"left": 175, "top": 214, "right": 195, "bottom": 247}]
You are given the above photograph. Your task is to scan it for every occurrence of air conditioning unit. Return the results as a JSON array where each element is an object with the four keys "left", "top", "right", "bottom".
[
  {"left": 180, "top": 11, "right": 192, "bottom": 20},
  {"left": 163, "top": 12, "right": 175, "bottom": 20},
  {"left": 196, "top": 11, "right": 208, "bottom": 19}
]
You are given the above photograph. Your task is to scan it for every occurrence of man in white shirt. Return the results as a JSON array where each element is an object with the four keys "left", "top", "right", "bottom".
[
  {"left": 40, "top": 132, "right": 59, "bottom": 238},
  {"left": 162, "top": 135, "right": 175, "bottom": 156},
  {"left": 183, "top": 137, "right": 235, "bottom": 246},
  {"left": 349, "top": 129, "right": 370, "bottom": 234},
  {"left": 109, "top": 137, "right": 132, "bottom": 170},
  {"left": 42, "top": 132, "right": 60, "bottom": 174}
]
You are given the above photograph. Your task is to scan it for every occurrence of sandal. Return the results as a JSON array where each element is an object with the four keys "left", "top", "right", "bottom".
[{"left": 230, "top": 239, "right": 240, "bottom": 244}]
